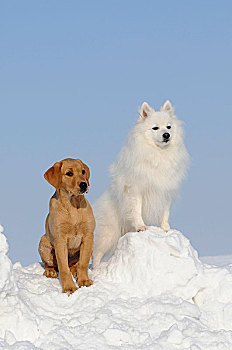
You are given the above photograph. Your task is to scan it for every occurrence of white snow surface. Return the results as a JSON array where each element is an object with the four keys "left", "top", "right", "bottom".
[
  {"left": 1, "top": 224, "right": 232, "bottom": 349},
  {"left": 200, "top": 254, "right": 232, "bottom": 267}
]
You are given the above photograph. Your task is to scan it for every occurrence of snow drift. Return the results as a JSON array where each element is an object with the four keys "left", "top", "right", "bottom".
[{"left": 1, "top": 225, "right": 232, "bottom": 349}]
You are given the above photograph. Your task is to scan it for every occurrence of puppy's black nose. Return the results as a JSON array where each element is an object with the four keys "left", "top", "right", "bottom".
[
  {"left": 79, "top": 182, "right": 87, "bottom": 192},
  {"left": 163, "top": 133, "right": 170, "bottom": 140}
]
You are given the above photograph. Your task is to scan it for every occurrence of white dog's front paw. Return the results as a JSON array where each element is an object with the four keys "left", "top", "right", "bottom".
[
  {"left": 137, "top": 224, "right": 148, "bottom": 232},
  {"left": 161, "top": 222, "right": 170, "bottom": 232}
]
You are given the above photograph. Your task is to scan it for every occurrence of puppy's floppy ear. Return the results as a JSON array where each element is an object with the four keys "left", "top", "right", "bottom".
[
  {"left": 44, "top": 161, "right": 62, "bottom": 189},
  {"left": 139, "top": 102, "right": 154, "bottom": 120},
  {"left": 81, "top": 161, "right": 90, "bottom": 186},
  {"left": 161, "top": 100, "right": 175, "bottom": 117}
]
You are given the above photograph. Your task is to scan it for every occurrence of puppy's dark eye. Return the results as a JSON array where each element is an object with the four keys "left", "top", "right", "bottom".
[
  {"left": 152, "top": 126, "right": 159, "bottom": 130},
  {"left": 66, "top": 171, "right": 73, "bottom": 177},
  {"left": 167, "top": 126, "right": 171, "bottom": 129},
  {"left": 82, "top": 170, "right": 85, "bottom": 175}
]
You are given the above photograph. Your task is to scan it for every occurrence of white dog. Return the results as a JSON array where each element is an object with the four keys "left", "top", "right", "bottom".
[{"left": 92, "top": 100, "right": 189, "bottom": 268}]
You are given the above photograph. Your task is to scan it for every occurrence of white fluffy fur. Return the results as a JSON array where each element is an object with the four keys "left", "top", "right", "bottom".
[{"left": 92, "top": 100, "right": 189, "bottom": 268}]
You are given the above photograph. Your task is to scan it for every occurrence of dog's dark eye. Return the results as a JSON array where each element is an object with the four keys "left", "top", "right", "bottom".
[
  {"left": 167, "top": 126, "right": 171, "bottom": 129},
  {"left": 66, "top": 171, "right": 73, "bottom": 177},
  {"left": 152, "top": 126, "right": 159, "bottom": 130},
  {"left": 82, "top": 170, "right": 85, "bottom": 175}
]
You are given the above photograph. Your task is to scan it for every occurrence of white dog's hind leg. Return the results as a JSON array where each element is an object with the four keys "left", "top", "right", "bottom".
[
  {"left": 92, "top": 223, "right": 121, "bottom": 268},
  {"left": 92, "top": 251, "right": 103, "bottom": 269},
  {"left": 93, "top": 191, "right": 122, "bottom": 268}
]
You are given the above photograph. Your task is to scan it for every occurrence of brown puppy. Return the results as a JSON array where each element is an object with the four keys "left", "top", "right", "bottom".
[{"left": 38, "top": 158, "right": 95, "bottom": 294}]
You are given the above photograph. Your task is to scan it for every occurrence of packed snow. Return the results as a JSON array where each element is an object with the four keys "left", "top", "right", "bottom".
[{"left": 1, "top": 223, "right": 232, "bottom": 349}]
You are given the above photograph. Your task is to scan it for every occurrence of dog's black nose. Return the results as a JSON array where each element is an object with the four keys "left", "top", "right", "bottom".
[
  {"left": 79, "top": 182, "right": 87, "bottom": 192},
  {"left": 163, "top": 133, "right": 170, "bottom": 140}
]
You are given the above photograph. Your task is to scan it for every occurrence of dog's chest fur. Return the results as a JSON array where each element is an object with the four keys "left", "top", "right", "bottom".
[
  {"left": 49, "top": 194, "right": 94, "bottom": 250},
  {"left": 62, "top": 211, "right": 90, "bottom": 251},
  {"left": 67, "top": 231, "right": 82, "bottom": 250},
  {"left": 129, "top": 144, "right": 185, "bottom": 193},
  {"left": 143, "top": 148, "right": 182, "bottom": 190}
]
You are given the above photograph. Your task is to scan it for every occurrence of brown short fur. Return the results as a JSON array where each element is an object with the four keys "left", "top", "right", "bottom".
[{"left": 38, "top": 158, "right": 95, "bottom": 294}]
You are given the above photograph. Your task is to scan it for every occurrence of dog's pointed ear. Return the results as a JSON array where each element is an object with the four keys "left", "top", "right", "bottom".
[
  {"left": 139, "top": 102, "right": 154, "bottom": 120},
  {"left": 44, "top": 162, "right": 62, "bottom": 189},
  {"left": 161, "top": 100, "right": 175, "bottom": 117},
  {"left": 81, "top": 161, "right": 90, "bottom": 186}
]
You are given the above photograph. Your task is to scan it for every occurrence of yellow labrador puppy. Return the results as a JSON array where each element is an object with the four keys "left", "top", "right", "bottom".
[{"left": 39, "top": 158, "right": 95, "bottom": 294}]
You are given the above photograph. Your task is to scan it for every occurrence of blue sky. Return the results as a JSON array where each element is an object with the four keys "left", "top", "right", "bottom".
[{"left": 1, "top": 0, "right": 232, "bottom": 265}]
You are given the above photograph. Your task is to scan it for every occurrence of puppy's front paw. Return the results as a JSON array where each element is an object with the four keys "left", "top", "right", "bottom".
[
  {"left": 78, "top": 278, "right": 93, "bottom": 288},
  {"left": 62, "top": 282, "right": 78, "bottom": 295},
  {"left": 161, "top": 222, "right": 170, "bottom": 232},
  {"left": 43, "top": 268, "right": 58, "bottom": 278},
  {"left": 137, "top": 224, "right": 148, "bottom": 232}
]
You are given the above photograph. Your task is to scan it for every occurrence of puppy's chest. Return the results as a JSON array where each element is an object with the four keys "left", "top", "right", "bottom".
[
  {"left": 67, "top": 221, "right": 86, "bottom": 249},
  {"left": 66, "top": 210, "right": 87, "bottom": 250},
  {"left": 67, "top": 231, "right": 82, "bottom": 250}
]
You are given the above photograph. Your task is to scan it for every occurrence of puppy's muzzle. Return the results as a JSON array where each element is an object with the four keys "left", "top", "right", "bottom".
[{"left": 79, "top": 182, "right": 88, "bottom": 193}]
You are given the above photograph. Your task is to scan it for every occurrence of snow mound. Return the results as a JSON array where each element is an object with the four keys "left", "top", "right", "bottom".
[
  {"left": 201, "top": 254, "right": 232, "bottom": 266},
  {"left": 94, "top": 227, "right": 202, "bottom": 300},
  {"left": 0, "top": 225, "right": 17, "bottom": 297},
  {"left": 1, "top": 225, "right": 232, "bottom": 349}
]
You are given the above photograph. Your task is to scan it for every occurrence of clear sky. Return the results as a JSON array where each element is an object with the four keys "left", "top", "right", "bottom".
[{"left": 1, "top": 0, "right": 232, "bottom": 265}]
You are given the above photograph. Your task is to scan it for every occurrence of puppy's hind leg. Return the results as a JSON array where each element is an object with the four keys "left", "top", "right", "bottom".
[
  {"left": 38, "top": 234, "right": 58, "bottom": 278},
  {"left": 70, "top": 262, "right": 78, "bottom": 280},
  {"left": 43, "top": 263, "right": 58, "bottom": 278},
  {"left": 69, "top": 251, "right": 80, "bottom": 280}
]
